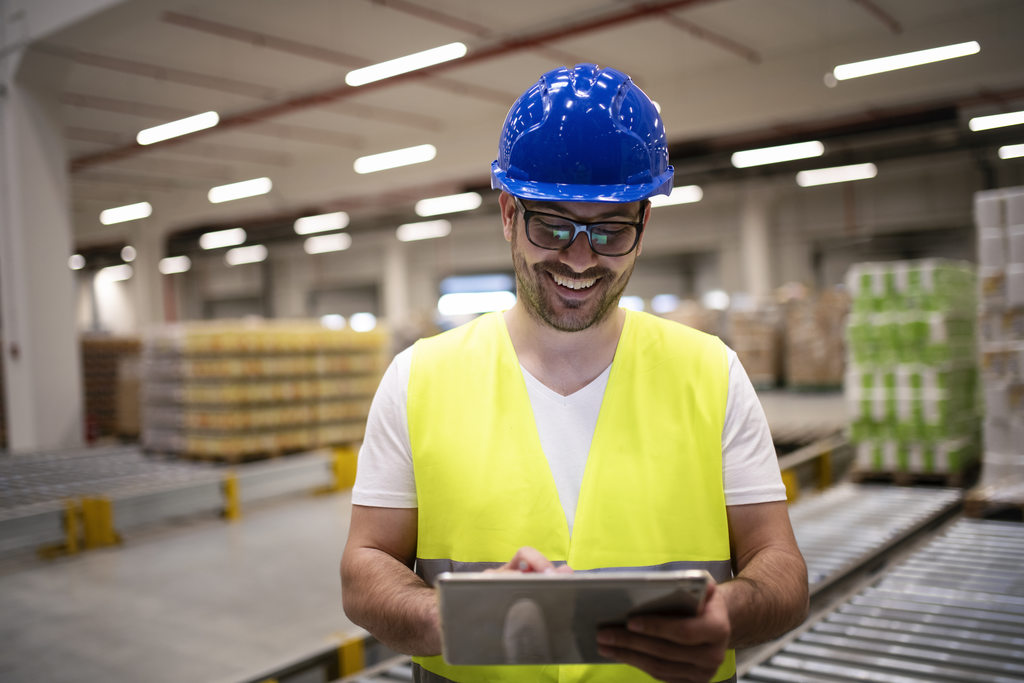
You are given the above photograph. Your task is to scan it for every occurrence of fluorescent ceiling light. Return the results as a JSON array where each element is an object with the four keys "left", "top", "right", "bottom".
[
  {"left": 832, "top": 41, "right": 979, "bottom": 81},
  {"left": 732, "top": 141, "right": 824, "bottom": 168},
  {"left": 999, "top": 144, "right": 1024, "bottom": 160},
  {"left": 199, "top": 227, "right": 246, "bottom": 250},
  {"left": 970, "top": 110, "right": 1024, "bottom": 132},
  {"left": 619, "top": 296, "right": 645, "bottom": 312},
  {"left": 208, "top": 177, "right": 272, "bottom": 204},
  {"left": 69, "top": 254, "right": 85, "bottom": 270},
  {"left": 225, "top": 244, "right": 267, "bottom": 266},
  {"left": 345, "top": 42, "right": 467, "bottom": 87},
  {"left": 796, "top": 162, "right": 878, "bottom": 187},
  {"left": 349, "top": 312, "right": 377, "bottom": 332},
  {"left": 294, "top": 211, "right": 349, "bottom": 235},
  {"left": 415, "top": 191, "right": 482, "bottom": 217},
  {"left": 649, "top": 185, "right": 703, "bottom": 207},
  {"left": 120, "top": 245, "right": 137, "bottom": 262},
  {"left": 304, "top": 233, "right": 353, "bottom": 254},
  {"left": 438, "top": 291, "right": 516, "bottom": 317},
  {"left": 100, "top": 201, "right": 152, "bottom": 225},
  {"left": 137, "top": 111, "right": 219, "bottom": 145},
  {"left": 321, "top": 314, "right": 346, "bottom": 330},
  {"left": 158, "top": 255, "right": 192, "bottom": 275},
  {"left": 97, "top": 264, "right": 133, "bottom": 282},
  {"left": 702, "top": 289, "right": 730, "bottom": 311},
  {"left": 355, "top": 144, "right": 436, "bottom": 174},
  {"left": 397, "top": 219, "right": 451, "bottom": 242}
]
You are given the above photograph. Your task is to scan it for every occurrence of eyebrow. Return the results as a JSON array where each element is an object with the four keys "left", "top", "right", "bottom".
[{"left": 520, "top": 200, "right": 642, "bottom": 222}]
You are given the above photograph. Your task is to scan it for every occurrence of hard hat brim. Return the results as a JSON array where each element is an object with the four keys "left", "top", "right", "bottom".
[{"left": 491, "top": 162, "right": 673, "bottom": 203}]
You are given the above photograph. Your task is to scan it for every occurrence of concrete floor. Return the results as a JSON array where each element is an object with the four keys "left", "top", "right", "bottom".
[{"left": 0, "top": 491, "right": 361, "bottom": 683}]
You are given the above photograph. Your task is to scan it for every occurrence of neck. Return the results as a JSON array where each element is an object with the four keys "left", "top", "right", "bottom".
[{"left": 503, "top": 303, "right": 626, "bottom": 396}]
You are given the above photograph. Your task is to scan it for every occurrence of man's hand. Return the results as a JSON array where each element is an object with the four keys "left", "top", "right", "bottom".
[
  {"left": 486, "top": 546, "right": 574, "bottom": 574},
  {"left": 595, "top": 580, "right": 730, "bottom": 683}
]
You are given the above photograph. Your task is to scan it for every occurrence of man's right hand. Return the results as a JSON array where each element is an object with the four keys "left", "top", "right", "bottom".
[{"left": 487, "top": 546, "right": 574, "bottom": 574}]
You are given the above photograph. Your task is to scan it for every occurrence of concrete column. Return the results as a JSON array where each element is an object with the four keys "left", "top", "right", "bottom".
[
  {"left": 382, "top": 240, "right": 410, "bottom": 327},
  {"left": 739, "top": 183, "right": 775, "bottom": 306},
  {"left": 0, "top": 50, "right": 84, "bottom": 451},
  {"left": 128, "top": 220, "right": 167, "bottom": 332}
]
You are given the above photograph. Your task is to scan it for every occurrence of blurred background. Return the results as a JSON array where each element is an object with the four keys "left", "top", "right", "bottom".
[{"left": 1, "top": 1, "right": 1023, "bottom": 681}]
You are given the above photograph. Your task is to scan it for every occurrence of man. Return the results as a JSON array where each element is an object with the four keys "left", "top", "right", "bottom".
[{"left": 341, "top": 63, "right": 808, "bottom": 683}]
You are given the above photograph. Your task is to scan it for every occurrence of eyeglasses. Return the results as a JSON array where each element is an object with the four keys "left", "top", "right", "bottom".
[{"left": 514, "top": 198, "right": 645, "bottom": 257}]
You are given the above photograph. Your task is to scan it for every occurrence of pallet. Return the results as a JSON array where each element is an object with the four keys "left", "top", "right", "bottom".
[
  {"left": 850, "top": 464, "right": 979, "bottom": 489},
  {"left": 965, "top": 484, "right": 1024, "bottom": 521}
]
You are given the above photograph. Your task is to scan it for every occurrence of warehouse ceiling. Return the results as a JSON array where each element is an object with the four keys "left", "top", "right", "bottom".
[{"left": 21, "top": 0, "right": 1024, "bottom": 253}]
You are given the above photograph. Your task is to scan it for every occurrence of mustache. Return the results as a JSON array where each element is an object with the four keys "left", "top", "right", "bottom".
[{"left": 535, "top": 263, "right": 612, "bottom": 280}]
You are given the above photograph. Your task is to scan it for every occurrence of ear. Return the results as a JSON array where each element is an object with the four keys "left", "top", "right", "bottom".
[
  {"left": 498, "top": 191, "right": 516, "bottom": 243},
  {"left": 635, "top": 200, "right": 651, "bottom": 257}
]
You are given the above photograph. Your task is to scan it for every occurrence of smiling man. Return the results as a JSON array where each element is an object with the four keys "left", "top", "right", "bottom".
[{"left": 341, "top": 64, "right": 808, "bottom": 683}]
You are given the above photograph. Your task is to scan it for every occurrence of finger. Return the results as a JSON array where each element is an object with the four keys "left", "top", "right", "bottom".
[
  {"left": 597, "top": 628, "right": 725, "bottom": 670},
  {"left": 596, "top": 642, "right": 719, "bottom": 683},
  {"left": 508, "top": 546, "right": 557, "bottom": 573}
]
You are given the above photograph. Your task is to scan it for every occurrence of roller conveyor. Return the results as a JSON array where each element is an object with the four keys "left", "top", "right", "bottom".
[{"left": 741, "top": 519, "right": 1024, "bottom": 683}]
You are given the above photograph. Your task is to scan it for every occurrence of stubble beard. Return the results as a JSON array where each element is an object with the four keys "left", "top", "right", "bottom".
[{"left": 511, "top": 230, "right": 635, "bottom": 333}]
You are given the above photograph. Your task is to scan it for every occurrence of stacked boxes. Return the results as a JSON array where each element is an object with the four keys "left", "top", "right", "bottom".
[
  {"left": 728, "top": 308, "right": 782, "bottom": 389},
  {"left": 140, "top": 320, "right": 389, "bottom": 460},
  {"left": 975, "top": 188, "right": 1024, "bottom": 487},
  {"left": 81, "top": 335, "right": 142, "bottom": 439},
  {"left": 845, "top": 259, "right": 979, "bottom": 476},
  {"left": 784, "top": 288, "right": 849, "bottom": 390}
]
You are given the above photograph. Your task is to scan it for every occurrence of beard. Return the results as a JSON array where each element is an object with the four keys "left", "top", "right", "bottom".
[{"left": 511, "top": 229, "right": 635, "bottom": 332}]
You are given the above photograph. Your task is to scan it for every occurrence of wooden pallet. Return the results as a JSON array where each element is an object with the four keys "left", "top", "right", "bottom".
[
  {"left": 965, "top": 484, "right": 1024, "bottom": 521},
  {"left": 850, "top": 464, "right": 979, "bottom": 489}
]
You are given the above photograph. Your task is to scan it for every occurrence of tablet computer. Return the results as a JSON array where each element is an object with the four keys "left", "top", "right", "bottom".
[{"left": 436, "top": 569, "right": 709, "bottom": 665}]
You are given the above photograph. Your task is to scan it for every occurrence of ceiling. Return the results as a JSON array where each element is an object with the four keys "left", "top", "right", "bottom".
[{"left": 18, "top": 0, "right": 1024, "bottom": 257}]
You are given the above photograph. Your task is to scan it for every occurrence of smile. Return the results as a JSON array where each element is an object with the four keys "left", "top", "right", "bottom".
[{"left": 551, "top": 272, "right": 598, "bottom": 290}]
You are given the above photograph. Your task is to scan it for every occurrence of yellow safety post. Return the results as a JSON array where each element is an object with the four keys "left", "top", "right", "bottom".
[
  {"left": 781, "top": 469, "right": 800, "bottom": 503},
  {"left": 223, "top": 472, "right": 241, "bottom": 521},
  {"left": 318, "top": 446, "right": 358, "bottom": 494},
  {"left": 81, "top": 497, "right": 121, "bottom": 549},
  {"left": 338, "top": 636, "right": 366, "bottom": 677},
  {"left": 817, "top": 449, "right": 833, "bottom": 490},
  {"left": 38, "top": 499, "right": 83, "bottom": 559}
]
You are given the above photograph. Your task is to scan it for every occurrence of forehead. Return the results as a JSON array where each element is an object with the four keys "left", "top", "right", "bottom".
[{"left": 520, "top": 198, "right": 644, "bottom": 221}]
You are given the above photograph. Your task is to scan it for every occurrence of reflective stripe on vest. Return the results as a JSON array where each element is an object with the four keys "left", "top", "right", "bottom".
[{"left": 408, "top": 310, "right": 734, "bottom": 682}]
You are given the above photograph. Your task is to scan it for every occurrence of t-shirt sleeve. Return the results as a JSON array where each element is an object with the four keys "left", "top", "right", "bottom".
[
  {"left": 722, "top": 347, "right": 787, "bottom": 506},
  {"left": 351, "top": 347, "right": 418, "bottom": 508}
]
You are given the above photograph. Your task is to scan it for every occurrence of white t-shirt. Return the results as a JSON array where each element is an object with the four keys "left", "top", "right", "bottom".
[{"left": 352, "top": 342, "right": 786, "bottom": 531}]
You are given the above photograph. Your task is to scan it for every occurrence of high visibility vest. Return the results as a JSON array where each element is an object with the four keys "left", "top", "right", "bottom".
[{"left": 407, "top": 310, "right": 735, "bottom": 683}]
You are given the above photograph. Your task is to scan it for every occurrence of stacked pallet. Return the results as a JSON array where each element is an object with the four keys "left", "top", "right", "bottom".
[
  {"left": 974, "top": 188, "right": 1024, "bottom": 507},
  {"left": 845, "top": 259, "right": 979, "bottom": 482},
  {"left": 140, "top": 320, "right": 388, "bottom": 461},
  {"left": 783, "top": 288, "right": 849, "bottom": 390},
  {"left": 728, "top": 308, "right": 782, "bottom": 389}
]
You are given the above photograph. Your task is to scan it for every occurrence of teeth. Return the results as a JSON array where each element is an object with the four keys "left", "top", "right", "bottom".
[{"left": 552, "top": 273, "right": 597, "bottom": 290}]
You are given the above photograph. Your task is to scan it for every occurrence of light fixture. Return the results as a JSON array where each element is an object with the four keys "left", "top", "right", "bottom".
[
  {"left": 437, "top": 291, "right": 516, "bottom": 317},
  {"left": 345, "top": 42, "right": 468, "bottom": 87},
  {"left": 294, "top": 211, "right": 349, "bottom": 235},
  {"left": 732, "top": 141, "right": 824, "bottom": 168},
  {"left": 303, "top": 233, "right": 353, "bottom": 254},
  {"left": 349, "top": 312, "right": 377, "bottom": 332},
  {"left": 796, "top": 163, "right": 878, "bottom": 187},
  {"left": 320, "top": 314, "right": 346, "bottom": 330},
  {"left": 354, "top": 144, "right": 437, "bottom": 174},
  {"left": 69, "top": 254, "right": 85, "bottom": 270},
  {"left": 702, "top": 289, "right": 730, "bottom": 311},
  {"left": 121, "top": 245, "right": 137, "bottom": 262},
  {"left": 199, "top": 227, "right": 246, "bottom": 250},
  {"left": 415, "top": 192, "right": 482, "bottom": 217},
  {"left": 100, "top": 201, "right": 152, "bottom": 225},
  {"left": 97, "top": 264, "right": 133, "bottom": 282},
  {"left": 970, "top": 110, "right": 1024, "bottom": 132},
  {"left": 999, "top": 144, "right": 1024, "bottom": 160},
  {"left": 137, "top": 111, "right": 219, "bottom": 145},
  {"left": 158, "top": 255, "right": 192, "bottom": 275},
  {"left": 225, "top": 244, "right": 267, "bottom": 266},
  {"left": 651, "top": 294, "right": 680, "bottom": 314},
  {"left": 832, "top": 41, "right": 979, "bottom": 81},
  {"left": 649, "top": 185, "right": 703, "bottom": 207},
  {"left": 208, "top": 177, "right": 272, "bottom": 204},
  {"left": 619, "top": 296, "right": 645, "bottom": 312},
  {"left": 396, "top": 219, "right": 451, "bottom": 242}
]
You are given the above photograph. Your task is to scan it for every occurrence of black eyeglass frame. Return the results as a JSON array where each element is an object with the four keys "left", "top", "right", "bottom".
[{"left": 513, "top": 197, "right": 648, "bottom": 257}]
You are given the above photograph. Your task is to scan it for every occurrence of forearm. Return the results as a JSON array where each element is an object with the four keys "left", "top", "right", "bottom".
[
  {"left": 340, "top": 546, "right": 441, "bottom": 656},
  {"left": 719, "top": 546, "right": 809, "bottom": 649}
]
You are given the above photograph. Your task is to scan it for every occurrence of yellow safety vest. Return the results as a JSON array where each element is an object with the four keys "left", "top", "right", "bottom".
[{"left": 408, "top": 310, "right": 735, "bottom": 683}]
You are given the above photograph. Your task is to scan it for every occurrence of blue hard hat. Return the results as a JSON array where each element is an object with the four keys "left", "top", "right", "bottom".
[{"left": 491, "top": 64, "right": 673, "bottom": 203}]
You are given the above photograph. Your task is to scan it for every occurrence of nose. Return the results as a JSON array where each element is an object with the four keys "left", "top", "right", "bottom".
[{"left": 560, "top": 231, "right": 598, "bottom": 270}]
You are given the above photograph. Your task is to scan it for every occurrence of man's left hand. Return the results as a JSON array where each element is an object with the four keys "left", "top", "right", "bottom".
[{"left": 595, "top": 579, "right": 730, "bottom": 683}]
